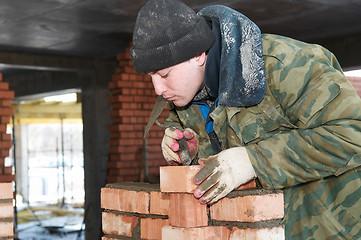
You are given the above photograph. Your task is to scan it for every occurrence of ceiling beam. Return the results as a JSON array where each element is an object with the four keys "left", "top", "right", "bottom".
[{"left": 0, "top": 51, "right": 114, "bottom": 72}]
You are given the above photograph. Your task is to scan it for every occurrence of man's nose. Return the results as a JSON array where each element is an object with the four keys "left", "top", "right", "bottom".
[{"left": 151, "top": 75, "right": 166, "bottom": 96}]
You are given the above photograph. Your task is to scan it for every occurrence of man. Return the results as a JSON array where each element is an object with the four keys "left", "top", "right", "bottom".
[{"left": 130, "top": 0, "right": 361, "bottom": 239}]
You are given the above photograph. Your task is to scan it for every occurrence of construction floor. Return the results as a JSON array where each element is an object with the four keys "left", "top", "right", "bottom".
[{"left": 16, "top": 204, "right": 84, "bottom": 240}]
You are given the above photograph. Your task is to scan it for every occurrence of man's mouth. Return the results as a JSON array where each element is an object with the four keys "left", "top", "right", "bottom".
[{"left": 163, "top": 95, "right": 175, "bottom": 101}]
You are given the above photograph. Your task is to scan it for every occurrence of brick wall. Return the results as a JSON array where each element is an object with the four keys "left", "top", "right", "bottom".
[
  {"left": 101, "top": 166, "right": 284, "bottom": 239},
  {"left": 0, "top": 73, "right": 15, "bottom": 239},
  {"left": 107, "top": 47, "right": 167, "bottom": 183},
  {"left": 0, "top": 73, "right": 14, "bottom": 183}
]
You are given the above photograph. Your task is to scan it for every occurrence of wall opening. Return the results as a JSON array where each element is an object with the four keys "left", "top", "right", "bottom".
[{"left": 9, "top": 91, "right": 85, "bottom": 239}]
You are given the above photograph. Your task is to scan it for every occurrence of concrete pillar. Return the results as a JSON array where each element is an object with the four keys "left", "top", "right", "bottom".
[
  {"left": 14, "top": 124, "right": 29, "bottom": 203},
  {"left": 80, "top": 66, "right": 112, "bottom": 239}
]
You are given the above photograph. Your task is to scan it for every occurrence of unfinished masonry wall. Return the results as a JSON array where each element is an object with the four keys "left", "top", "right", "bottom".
[
  {"left": 108, "top": 47, "right": 167, "bottom": 183},
  {"left": 101, "top": 166, "right": 285, "bottom": 240},
  {"left": 0, "top": 73, "right": 14, "bottom": 183},
  {"left": 0, "top": 73, "right": 15, "bottom": 240}
]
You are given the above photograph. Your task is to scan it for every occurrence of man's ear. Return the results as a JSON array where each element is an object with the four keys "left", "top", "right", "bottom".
[{"left": 192, "top": 52, "right": 207, "bottom": 66}]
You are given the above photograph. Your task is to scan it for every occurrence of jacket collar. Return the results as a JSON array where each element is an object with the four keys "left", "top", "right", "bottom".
[{"left": 199, "top": 5, "right": 266, "bottom": 107}]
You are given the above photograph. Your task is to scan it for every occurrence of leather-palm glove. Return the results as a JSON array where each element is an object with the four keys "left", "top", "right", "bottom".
[
  {"left": 161, "top": 127, "right": 198, "bottom": 165},
  {"left": 193, "top": 147, "right": 256, "bottom": 204}
]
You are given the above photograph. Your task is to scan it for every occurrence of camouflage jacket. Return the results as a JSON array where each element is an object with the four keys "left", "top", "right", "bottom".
[{"left": 164, "top": 34, "right": 361, "bottom": 239}]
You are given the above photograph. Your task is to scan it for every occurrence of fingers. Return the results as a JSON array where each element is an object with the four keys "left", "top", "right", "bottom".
[
  {"left": 162, "top": 127, "right": 199, "bottom": 165},
  {"left": 162, "top": 127, "right": 185, "bottom": 164},
  {"left": 201, "top": 182, "right": 227, "bottom": 204},
  {"left": 193, "top": 156, "right": 219, "bottom": 184},
  {"left": 162, "top": 134, "right": 179, "bottom": 152},
  {"left": 183, "top": 128, "right": 196, "bottom": 140},
  {"left": 194, "top": 170, "right": 221, "bottom": 198},
  {"left": 161, "top": 139, "right": 180, "bottom": 165},
  {"left": 165, "top": 127, "right": 184, "bottom": 140},
  {"left": 193, "top": 152, "right": 230, "bottom": 205}
]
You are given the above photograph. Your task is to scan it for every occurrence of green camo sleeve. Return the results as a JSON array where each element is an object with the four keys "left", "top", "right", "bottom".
[{"left": 246, "top": 34, "right": 361, "bottom": 189}]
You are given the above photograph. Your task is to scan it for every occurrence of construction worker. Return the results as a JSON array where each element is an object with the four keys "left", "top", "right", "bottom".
[{"left": 130, "top": 0, "right": 361, "bottom": 239}]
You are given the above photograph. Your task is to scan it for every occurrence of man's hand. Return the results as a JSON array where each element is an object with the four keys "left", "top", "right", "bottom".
[
  {"left": 161, "top": 127, "right": 198, "bottom": 165},
  {"left": 193, "top": 147, "right": 256, "bottom": 204}
]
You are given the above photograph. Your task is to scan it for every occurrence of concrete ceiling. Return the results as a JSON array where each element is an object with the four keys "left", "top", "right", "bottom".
[{"left": 1, "top": 0, "right": 361, "bottom": 68}]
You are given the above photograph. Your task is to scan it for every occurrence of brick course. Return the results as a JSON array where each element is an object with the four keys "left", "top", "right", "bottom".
[{"left": 101, "top": 166, "right": 284, "bottom": 239}]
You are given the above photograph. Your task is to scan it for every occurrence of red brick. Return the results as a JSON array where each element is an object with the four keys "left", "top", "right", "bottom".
[
  {"left": 106, "top": 176, "right": 125, "bottom": 183},
  {"left": 124, "top": 66, "right": 137, "bottom": 74},
  {"left": 162, "top": 226, "right": 230, "bottom": 240},
  {"left": 229, "top": 226, "right": 285, "bottom": 240},
  {"left": 160, "top": 166, "right": 202, "bottom": 193},
  {"left": 101, "top": 187, "right": 150, "bottom": 214},
  {"left": 1, "top": 116, "right": 10, "bottom": 124},
  {"left": 1, "top": 99, "right": 11, "bottom": 107},
  {"left": 0, "top": 82, "right": 9, "bottom": 90},
  {"left": 235, "top": 179, "right": 257, "bottom": 190},
  {"left": 102, "top": 211, "right": 138, "bottom": 237},
  {"left": 133, "top": 96, "right": 148, "bottom": 102},
  {"left": 0, "top": 148, "right": 9, "bottom": 157},
  {"left": 210, "top": 193, "right": 284, "bottom": 222},
  {"left": 109, "top": 124, "right": 134, "bottom": 132},
  {"left": 150, "top": 191, "right": 170, "bottom": 215},
  {"left": 0, "top": 175, "right": 15, "bottom": 182},
  {"left": 0, "top": 183, "right": 12, "bottom": 199},
  {"left": 141, "top": 218, "right": 169, "bottom": 240},
  {"left": 0, "top": 221, "right": 13, "bottom": 237},
  {"left": 124, "top": 175, "right": 140, "bottom": 182},
  {"left": 3, "top": 167, "right": 12, "bottom": 175},
  {"left": 0, "top": 108, "right": 13, "bottom": 116},
  {"left": 168, "top": 193, "right": 208, "bottom": 228},
  {"left": 1, "top": 133, "right": 11, "bottom": 141},
  {"left": 0, "top": 91, "right": 14, "bottom": 99},
  {"left": 0, "top": 202, "right": 13, "bottom": 218},
  {"left": 0, "top": 140, "right": 12, "bottom": 149}
]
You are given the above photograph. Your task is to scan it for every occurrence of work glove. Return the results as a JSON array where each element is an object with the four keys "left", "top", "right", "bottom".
[
  {"left": 193, "top": 147, "right": 256, "bottom": 204},
  {"left": 161, "top": 127, "right": 198, "bottom": 165}
]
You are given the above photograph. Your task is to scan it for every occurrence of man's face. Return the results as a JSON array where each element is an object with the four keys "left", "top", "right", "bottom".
[{"left": 148, "top": 55, "right": 206, "bottom": 107}]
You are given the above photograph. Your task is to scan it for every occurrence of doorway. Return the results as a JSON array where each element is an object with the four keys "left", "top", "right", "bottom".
[{"left": 10, "top": 91, "right": 85, "bottom": 239}]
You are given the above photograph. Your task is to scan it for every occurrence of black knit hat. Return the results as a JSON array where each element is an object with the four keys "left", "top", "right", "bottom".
[{"left": 130, "top": 0, "right": 215, "bottom": 73}]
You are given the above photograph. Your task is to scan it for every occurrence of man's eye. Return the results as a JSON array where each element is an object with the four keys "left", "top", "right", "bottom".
[{"left": 160, "top": 73, "right": 169, "bottom": 78}]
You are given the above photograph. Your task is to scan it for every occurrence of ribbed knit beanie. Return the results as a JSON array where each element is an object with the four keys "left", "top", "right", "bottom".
[{"left": 130, "top": 0, "right": 215, "bottom": 73}]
